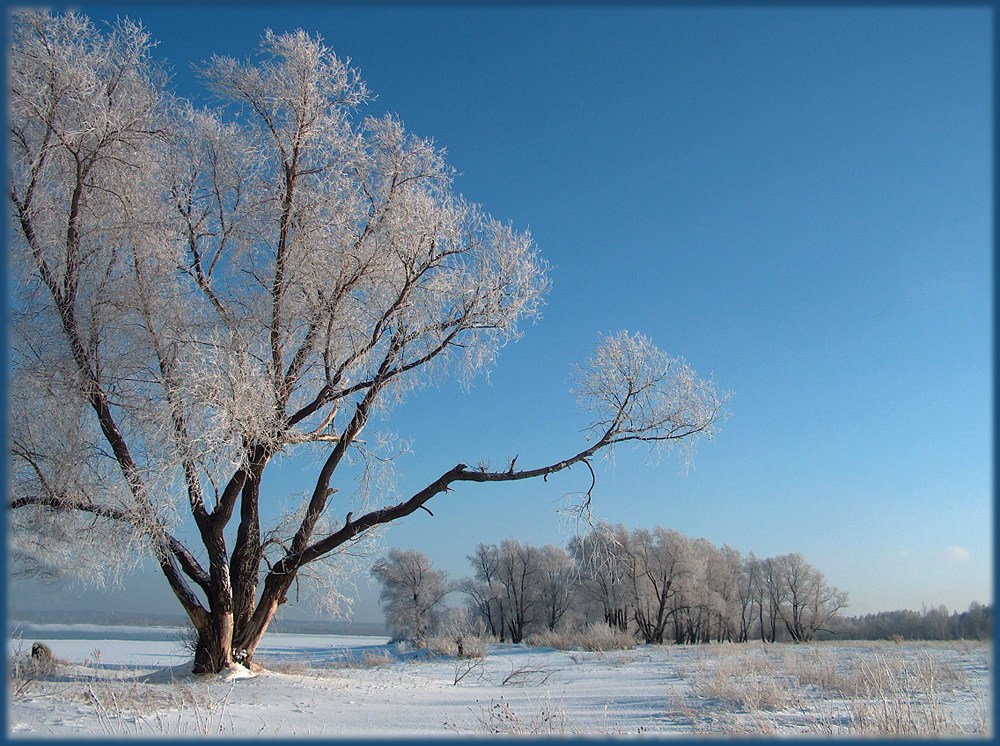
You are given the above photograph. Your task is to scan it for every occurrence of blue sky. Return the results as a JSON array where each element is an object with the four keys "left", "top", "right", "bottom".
[{"left": 11, "top": 4, "right": 992, "bottom": 622}]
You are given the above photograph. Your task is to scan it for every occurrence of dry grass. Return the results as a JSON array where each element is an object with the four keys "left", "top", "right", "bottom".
[
  {"left": 526, "top": 623, "right": 637, "bottom": 652},
  {"left": 8, "top": 640, "right": 242, "bottom": 737},
  {"left": 843, "top": 652, "right": 981, "bottom": 736},
  {"left": 83, "top": 679, "right": 209, "bottom": 736},
  {"left": 683, "top": 643, "right": 990, "bottom": 737},
  {"left": 321, "top": 648, "right": 397, "bottom": 669},
  {"left": 87, "top": 681, "right": 243, "bottom": 736},
  {"left": 693, "top": 711, "right": 780, "bottom": 736},
  {"left": 690, "top": 647, "right": 792, "bottom": 712},
  {"left": 7, "top": 642, "right": 59, "bottom": 701},
  {"left": 255, "top": 657, "right": 313, "bottom": 676},
  {"left": 783, "top": 646, "right": 842, "bottom": 690}
]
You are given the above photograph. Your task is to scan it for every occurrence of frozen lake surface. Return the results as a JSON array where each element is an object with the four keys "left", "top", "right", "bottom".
[{"left": 7, "top": 625, "right": 992, "bottom": 737}]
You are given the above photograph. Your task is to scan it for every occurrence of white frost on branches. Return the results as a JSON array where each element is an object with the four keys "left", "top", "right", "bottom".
[
  {"left": 576, "top": 330, "right": 727, "bottom": 464},
  {"left": 7, "top": 10, "right": 726, "bottom": 668}
]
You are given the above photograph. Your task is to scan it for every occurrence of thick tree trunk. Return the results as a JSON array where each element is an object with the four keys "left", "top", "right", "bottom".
[
  {"left": 188, "top": 598, "right": 280, "bottom": 674},
  {"left": 192, "top": 612, "right": 235, "bottom": 674}
]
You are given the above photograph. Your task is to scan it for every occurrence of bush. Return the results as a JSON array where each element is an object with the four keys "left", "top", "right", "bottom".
[
  {"left": 424, "top": 608, "right": 492, "bottom": 658},
  {"left": 424, "top": 633, "right": 489, "bottom": 659}
]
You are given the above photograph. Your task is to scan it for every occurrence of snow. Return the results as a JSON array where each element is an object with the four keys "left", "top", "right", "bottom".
[{"left": 6, "top": 626, "right": 992, "bottom": 738}]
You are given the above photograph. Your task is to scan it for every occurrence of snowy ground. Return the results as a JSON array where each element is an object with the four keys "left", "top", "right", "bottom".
[{"left": 6, "top": 625, "right": 992, "bottom": 738}]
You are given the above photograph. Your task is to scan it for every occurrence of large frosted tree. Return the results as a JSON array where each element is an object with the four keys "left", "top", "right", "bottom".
[{"left": 8, "top": 11, "right": 726, "bottom": 673}]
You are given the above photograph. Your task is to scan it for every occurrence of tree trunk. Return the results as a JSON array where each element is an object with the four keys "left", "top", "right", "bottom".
[
  {"left": 192, "top": 612, "right": 234, "bottom": 674},
  {"left": 229, "top": 569, "right": 293, "bottom": 668},
  {"left": 231, "top": 460, "right": 268, "bottom": 633}
]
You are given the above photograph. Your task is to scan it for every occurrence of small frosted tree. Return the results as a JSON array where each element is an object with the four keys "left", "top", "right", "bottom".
[
  {"left": 8, "top": 11, "right": 727, "bottom": 673},
  {"left": 371, "top": 549, "right": 449, "bottom": 645}
]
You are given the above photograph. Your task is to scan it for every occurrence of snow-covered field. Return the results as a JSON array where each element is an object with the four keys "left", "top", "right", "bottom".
[{"left": 6, "top": 625, "right": 992, "bottom": 738}]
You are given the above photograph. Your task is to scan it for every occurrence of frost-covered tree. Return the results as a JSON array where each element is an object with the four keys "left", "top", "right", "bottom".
[
  {"left": 459, "top": 541, "right": 576, "bottom": 637},
  {"left": 627, "top": 527, "right": 690, "bottom": 644},
  {"left": 459, "top": 544, "right": 506, "bottom": 639},
  {"left": 770, "top": 553, "right": 849, "bottom": 642},
  {"left": 461, "top": 540, "right": 544, "bottom": 643},
  {"left": 536, "top": 545, "right": 576, "bottom": 631},
  {"left": 371, "top": 549, "right": 449, "bottom": 645},
  {"left": 495, "top": 539, "right": 542, "bottom": 643},
  {"left": 8, "top": 11, "right": 726, "bottom": 673},
  {"left": 754, "top": 555, "right": 782, "bottom": 643},
  {"left": 571, "top": 522, "right": 633, "bottom": 632}
]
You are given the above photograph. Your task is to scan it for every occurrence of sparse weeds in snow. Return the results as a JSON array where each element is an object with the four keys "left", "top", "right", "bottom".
[
  {"left": 424, "top": 626, "right": 492, "bottom": 660},
  {"left": 684, "top": 642, "right": 990, "bottom": 737},
  {"left": 256, "top": 657, "right": 312, "bottom": 676},
  {"left": 360, "top": 648, "right": 396, "bottom": 667},
  {"left": 783, "top": 646, "right": 842, "bottom": 691},
  {"left": 694, "top": 710, "right": 780, "bottom": 736},
  {"left": 324, "top": 647, "right": 397, "bottom": 669},
  {"left": 468, "top": 695, "right": 574, "bottom": 735},
  {"left": 855, "top": 651, "right": 967, "bottom": 696},
  {"left": 8, "top": 644, "right": 249, "bottom": 738},
  {"left": 74, "top": 659, "right": 241, "bottom": 738}
]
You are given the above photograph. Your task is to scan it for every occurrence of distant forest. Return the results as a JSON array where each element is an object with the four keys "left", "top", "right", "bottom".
[{"left": 830, "top": 602, "right": 992, "bottom": 642}]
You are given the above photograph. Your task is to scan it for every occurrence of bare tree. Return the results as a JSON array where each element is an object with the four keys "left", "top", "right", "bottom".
[
  {"left": 754, "top": 555, "right": 782, "bottom": 643},
  {"left": 460, "top": 540, "right": 573, "bottom": 641},
  {"left": 770, "top": 553, "right": 849, "bottom": 642},
  {"left": 674, "top": 537, "right": 719, "bottom": 644},
  {"left": 8, "top": 11, "right": 726, "bottom": 673},
  {"left": 371, "top": 549, "right": 449, "bottom": 646},
  {"left": 460, "top": 545, "right": 506, "bottom": 639},
  {"left": 725, "top": 546, "right": 757, "bottom": 643},
  {"left": 709, "top": 544, "right": 745, "bottom": 643},
  {"left": 536, "top": 545, "right": 576, "bottom": 631},
  {"left": 495, "top": 539, "right": 542, "bottom": 644}
]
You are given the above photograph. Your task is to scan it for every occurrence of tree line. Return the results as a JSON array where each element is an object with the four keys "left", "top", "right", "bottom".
[
  {"left": 833, "top": 603, "right": 992, "bottom": 642},
  {"left": 372, "top": 523, "right": 849, "bottom": 647}
]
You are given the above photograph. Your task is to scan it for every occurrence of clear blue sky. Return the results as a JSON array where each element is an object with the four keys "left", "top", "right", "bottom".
[{"left": 12, "top": 3, "right": 992, "bottom": 622}]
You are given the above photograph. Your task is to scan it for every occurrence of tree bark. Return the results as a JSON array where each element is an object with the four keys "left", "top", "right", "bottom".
[{"left": 193, "top": 612, "right": 235, "bottom": 674}]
